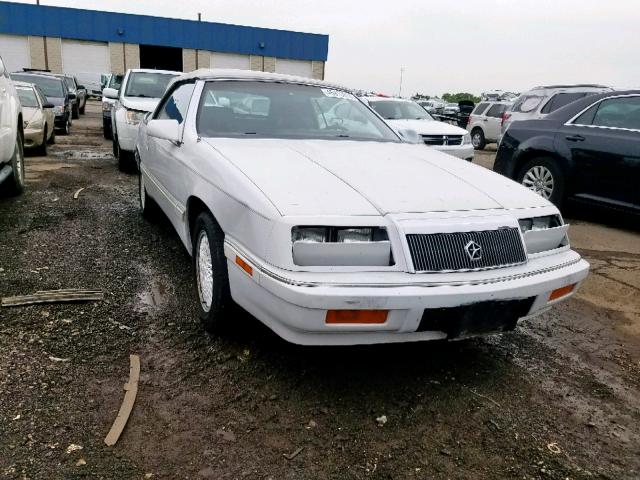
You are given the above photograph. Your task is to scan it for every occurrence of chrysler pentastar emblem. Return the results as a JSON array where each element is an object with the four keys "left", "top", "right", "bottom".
[{"left": 465, "top": 240, "right": 482, "bottom": 261}]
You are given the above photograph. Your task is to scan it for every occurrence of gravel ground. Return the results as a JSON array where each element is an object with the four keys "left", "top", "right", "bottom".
[{"left": 1, "top": 103, "right": 639, "bottom": 479}]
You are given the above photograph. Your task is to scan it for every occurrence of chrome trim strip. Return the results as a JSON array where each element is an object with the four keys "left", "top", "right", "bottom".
[{"left": 225, "top": 238, "right": 583, "bottom": 289}]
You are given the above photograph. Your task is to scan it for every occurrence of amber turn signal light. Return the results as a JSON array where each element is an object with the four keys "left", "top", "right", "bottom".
[
  {"left": 549, "top": 284, "right": 575, "bottom": 301},
  {"left": 325, "top": 309, "right": 388, "bottom": 324},
  {"left": 235, "top": 256, "right": 253, "bottom": 276}
]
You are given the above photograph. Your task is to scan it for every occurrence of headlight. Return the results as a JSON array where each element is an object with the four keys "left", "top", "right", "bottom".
[
  {"left": 518, "top": 215, "right": 568, "bottom": 254},
  {"left": 102, "top": 101, "right": 111, "bottom": 112},
  {"left": 462, "top": 133, "right": 472, "bottom": 145},
  {"left": 518, "top": 215, "right": 562, "bottom": 233},
  {"left": 125, "top": 109, "right": 145, "bottom": 125},
  {"left": 291, "top": 226, "right": 393, "bottom": 266},
  {"left": 53, "top": 106, "right": 64, "bottom": 114},
  {"left": 292, "top": 226, "right": 388, "bottom": 243}
]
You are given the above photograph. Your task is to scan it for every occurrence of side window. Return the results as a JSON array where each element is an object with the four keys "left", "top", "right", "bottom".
[
  {"left": 573, "top": 104, "right": 598, "bottom": 126},
  {"left": 486, "top": 104, "right": 506, "bottom": 118},
  {"left": 541, "top": 92, "right": 588, "bottom": 114},
  {"left": 156, "top": 82, "right": 196, "bottom": 124},
  {"left": 473, "top": 102, "right": 489, "bottom": 115},
  {"left": 591, "top": 96, "right": 640, "bottom": 130}
]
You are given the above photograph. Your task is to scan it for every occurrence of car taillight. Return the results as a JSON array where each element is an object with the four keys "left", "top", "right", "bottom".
[{"left": 501, "top": 112, "right": 511, "bottom": 126}]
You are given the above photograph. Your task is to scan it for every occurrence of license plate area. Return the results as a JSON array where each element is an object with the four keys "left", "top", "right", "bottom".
[{"left": 417, "top": 298, "right": 535, "bottom": 339}]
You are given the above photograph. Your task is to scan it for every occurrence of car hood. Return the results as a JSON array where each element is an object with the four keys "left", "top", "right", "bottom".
[
  {"left": 121, "top": 96, "right": 161, "bottom": 112},
  {"left": 203, "top": 138, "right": 550, "bottom": 216},
  {"left": 46, "top": 96, "right": 65, "bottom": 107},
  {"left": 385, "top": 119, "right": 468, "bottom": 136}
]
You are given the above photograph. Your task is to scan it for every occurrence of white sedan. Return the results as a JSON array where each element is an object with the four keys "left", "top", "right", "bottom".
[
  {"left": 363, "top": 97, "right": 474, "bottom": 161},
  {"left": 136, "top": 69, "right": 589, "bottom": 346}
]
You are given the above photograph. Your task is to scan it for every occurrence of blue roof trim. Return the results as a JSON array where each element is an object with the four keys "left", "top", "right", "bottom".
[{"left": 0, "top": 1, "right": 328, "bottom": 61}]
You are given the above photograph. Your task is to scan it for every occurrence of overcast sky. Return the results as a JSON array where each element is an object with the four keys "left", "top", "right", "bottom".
[{"left": 13, "top": 0, "right": 640, "bottom": 96}]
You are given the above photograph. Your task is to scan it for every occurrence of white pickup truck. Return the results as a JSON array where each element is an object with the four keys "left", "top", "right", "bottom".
[{"left": 0, "top": 55, "right": 25, "bottom": 195}]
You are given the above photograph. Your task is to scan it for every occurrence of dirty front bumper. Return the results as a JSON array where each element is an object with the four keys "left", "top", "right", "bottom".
[{"left": 224, "top": 242, "right": 589, "bottom": 346}]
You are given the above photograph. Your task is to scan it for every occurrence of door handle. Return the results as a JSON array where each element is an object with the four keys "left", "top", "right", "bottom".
[{"left": 566, "top": 134, "right": 585, "bottom": 142}]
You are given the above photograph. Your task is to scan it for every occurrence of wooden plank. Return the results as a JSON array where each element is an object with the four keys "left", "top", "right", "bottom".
[
  {"left": 1, "top": 289, "right": 104, "bottom": 307},
  {"left": 104, "top": 354, "right": 141, "bottom": 447}
]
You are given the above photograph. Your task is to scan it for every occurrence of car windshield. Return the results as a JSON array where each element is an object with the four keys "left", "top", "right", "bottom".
[
  {"left": 63, "top": 76, "right": 77, "bottom": 92},
  {"left": 11, "top": 74, "right": 65, "bottom": 97},
  {"left": 197, "top": 81, "right": 400, "bottom": 142},
  {"left": 109, "top": 74, "right": 124, "bottom": 90},
  {"left": 124, "top": 72, "right": 177, "bottom": 98},
  {"left": 17, "top": 88, "right": 39, "bottom": 108},
  {"left": 369, "top": 100, "right": 432, "bottom": 120}
]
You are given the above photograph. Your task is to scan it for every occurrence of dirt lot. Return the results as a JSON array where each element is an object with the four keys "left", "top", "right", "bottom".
[{"left": 1, "top": 103, "right": 639, "bottom": 480}]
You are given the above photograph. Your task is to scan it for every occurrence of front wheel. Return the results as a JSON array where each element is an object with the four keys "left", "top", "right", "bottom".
[
  {"left": 192, "top": 212, "right": 233, "bottom": 333},
  {"left": 471, "top": 128, "right": 486, "bottom": 150},
  {"left": 517, "top": 157, "right": 565, "bottom": 207},
  {"left": 5, "top": 130, "right": 25, "bottom": 195},
  {"left": 34, "top": 128, "right": 47, "bottom": 156},
  {"left": 138, "top": 161, "right": 160, "bottom": 220}
]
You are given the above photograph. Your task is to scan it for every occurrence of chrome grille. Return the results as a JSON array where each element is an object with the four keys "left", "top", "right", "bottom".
[
  {"left": 421, "top": 135, "right": 463, "bottom": 146},
  {"left": 406, "top": 228, "right": 527, "bottom": 272}
]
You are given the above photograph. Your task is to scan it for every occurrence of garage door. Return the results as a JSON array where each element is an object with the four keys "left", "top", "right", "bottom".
[
  {"left": 210, "top": 52, "right": 251, "bottom": 70},
  {"left": 0, "top": 34, "right": 30, "bottom": 72},
  {"left": 62, "top": 40, "right": 110, "bottom": 76},
  {"left": 275, "top": 59, "right": 313, "bottom": 78}
]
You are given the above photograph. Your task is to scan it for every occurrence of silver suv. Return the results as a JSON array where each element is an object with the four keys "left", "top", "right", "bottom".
[
  {"left": 501, "top": 84, "right": 612, "bottom": 136},
  {"left": 467, "top": 101, "right": 511, "bottom": 150}
]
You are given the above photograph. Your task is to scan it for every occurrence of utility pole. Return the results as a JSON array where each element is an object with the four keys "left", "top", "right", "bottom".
[
  {"left": 195, "top": 13, "right": 201, "bottom": 69},
  {"left": 398, "top": 67, "right": 404, "bottom": 98}
]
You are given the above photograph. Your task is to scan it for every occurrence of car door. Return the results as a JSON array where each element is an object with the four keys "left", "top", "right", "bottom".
[
  {"left": 483, "top": 103, "right": 507, "bottom": 141},
  {"left": 560, "top": 95, "right": 640, "bottom": 209},
  {"left": 146, "top": 81, "right": 197, "bottom": 226}
]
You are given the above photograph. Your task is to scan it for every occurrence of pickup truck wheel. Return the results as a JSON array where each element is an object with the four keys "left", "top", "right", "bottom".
[
  {"left": 5, "top": 130, "right": 26, "bottom": 195},
  {"left": 193, "top": 212, "right": 232, "bottom": 333},
  {"left": 517, "top": 157, "right": 565, "bottom": 207},
  {"left": 471, "top": 128, "right": 486, "bottom": 150},
  {"left": 103, "top": 119, "right": 112, "bottom": 139}
]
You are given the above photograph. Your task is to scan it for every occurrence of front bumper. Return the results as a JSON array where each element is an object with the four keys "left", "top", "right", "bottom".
[
  {"left": 23, "top": 127, "right": 45, "bottom": 148},
  {"left": 115, "top": 120, "right": 139, "bottom": 153},
  {"left": 432, "top": 144, "right": 474, "bottom": 161},
  {"left": 224, "top": 242, "right": 589, "bottom": 345}
]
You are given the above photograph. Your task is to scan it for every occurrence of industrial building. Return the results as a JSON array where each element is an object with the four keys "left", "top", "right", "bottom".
[{"left": 0, "top": 1, "right": 328, "bottom": 83}]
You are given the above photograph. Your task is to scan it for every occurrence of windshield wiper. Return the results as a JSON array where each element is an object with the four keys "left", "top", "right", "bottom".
[
  {"left": 127, "top": 94, "right": 152, "bottom": 98},
  {"left": 335, "top": 134, "right": 350, "bottom": 138}
]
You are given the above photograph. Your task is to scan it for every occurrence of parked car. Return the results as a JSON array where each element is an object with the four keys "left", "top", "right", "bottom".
[
  {"left": 363, "top": 97, "right": 474, "bottom": 161},
  {"left": 102, "top": 73, "right": 123, "bottom": 139},
  {"left": 10, "top": 72, "right": 72, "bottom": 135},
  {"left": 494, "top": 90, "right": 640, "bottom": 211},
  {"left": 136, "top": 69, "right": 589, "bottom": 345},
  {"left": 61, "top": 74, "right": 87, "bottom": 117},
  {"left": 467, "top": 101, "right": 511, "bottom": 149},
  {"left": 14, "top": 81, "right": 55, "bottom": 155},
  {"left": 104, "top": 68, "right": 179, "bottom": 170},
  {"left": 0, "top": 55, "right": 25, "bottom": 194},
  {"left": 416, "top": 99, "right": 445, "bottom": 115},
  {"left": 443, "top": 103, "right": 460, "bottom": 115},
  {"left": 75, "top": 72, "right": 104, "bottom": 98},
  {"left": 501, "top": 84, "right": 612, "bottom": 136}
]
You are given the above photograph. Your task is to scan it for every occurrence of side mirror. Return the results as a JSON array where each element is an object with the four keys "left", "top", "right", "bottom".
[
  {"left": 68, "top": 93, "right": 77, "bottom": 100},
  {"left": 147, "top": 119, "right": 182, "bottom": 145},
  {"left": 103, "top": 87, "right": 119, "bottom": 100},
  {"left": 397, "top": 128, "right": 421, "bottom": 144},
  {"left": 77, "top": 85, "right": 86, "bottom": 90},
  {"left": 43, "top": 102, "right": 55, "bottom": 109}
]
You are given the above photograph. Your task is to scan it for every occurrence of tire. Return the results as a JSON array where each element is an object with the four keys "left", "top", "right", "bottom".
[
  {"left": 47, "top": 126, "right": 55, "bottom": 144},
  {"left": 34, "top": 128, "right": 47, "bottom": 156},
  {"left": 72, "top": 103, "right": 79, "bottom": 120},
  {"left": 138, "top": 156, "right": 160, "bottom": 220},
  {"left": 79, "top": 99, "right": 85, "bottom": 115},
  {"left": 112, "top": 134, "right": 119, "bottom": 158},
  {"left": 471, "top": 128, "right": 486, "bottom": 150},
  {"left": 116, "top": 138, "right": 134, "bottom": 172},
  {"left": 59, "top": 118, "right": 70, "bottom": 136},
  {"left": 5, "top": 130, "right": 25, "bottom": 195},
  {"left": 103, "top": 119, "right": 112, "bottom": 140},
  {"left": 516, "top": 157, "right": 565, "bottom": 207},
  {"left": 192, "top": 212, "right": 233, "bottom": 333}
]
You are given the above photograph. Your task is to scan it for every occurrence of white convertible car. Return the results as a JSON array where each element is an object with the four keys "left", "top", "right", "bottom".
[{"left": 136, "top": 69, "right": 589, "bottom": 346}]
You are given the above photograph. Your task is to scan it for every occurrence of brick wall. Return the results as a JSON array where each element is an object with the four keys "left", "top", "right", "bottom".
[
  {"left": 45, "top": 37, "right": 62, "bottom": 73},
  {"left": 311, "top": 61, "right": 325, "bottom": 80},
  {"left": 28, "top": 36, "right": 45, "bottom": 70},
  {"left": 109, "top": 42, "right": 124, "bottom": 74},
  {"left": 263, "top": 56, "right": 276, "bottom": 73},
  {"left": 124, "top": 43, "right": 139, "bottom": 69},
  {"left": 183, "top": 48, "right": 196, "bottom": 72}
]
